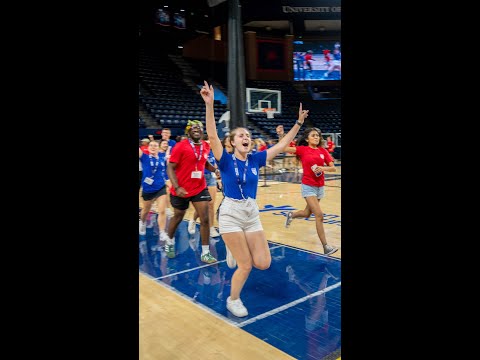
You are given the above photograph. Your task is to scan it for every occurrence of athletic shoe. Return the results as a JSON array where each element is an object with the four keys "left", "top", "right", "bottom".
[
  {"left": 323, "top": 244, "right": 338, "bottom": 256},
  {"left": 165, "top": 237, "right": 175, "bottom": 258},
  {"left": 227, "top": 296, "right": 248, "bottom": 317},
  {"left": 188, "top": 220, "right": 196, "bottom": 235},
  {"left": 210, "top": 226, "right": 220, "bottom": 237},
  {"left": 285, "top": 211, "right": 294, "bottom": 228},
  {"left": 200, "top": 252, "right": 217, "bottom": 264},
  {"left": 159, "top": 231, "right": 170, "bottom": 242},
  {"left": 139, "top": 220, "right": 146, "bottom": 235}
]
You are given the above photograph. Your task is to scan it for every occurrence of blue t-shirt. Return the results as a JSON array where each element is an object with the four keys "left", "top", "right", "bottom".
[
  {"left": 205, "top": 149, "right": 217, "bottom": 174},
  {"left": 217, "top": 149, "right": 267, "bottom": 200},
  {"left": 140, "top": 152, "right": 168, "bottom": 193}
]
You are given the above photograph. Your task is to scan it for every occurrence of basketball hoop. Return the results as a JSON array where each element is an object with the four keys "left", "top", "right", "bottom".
[{"left": 262, "top": 107, "right": 276, "bottom": 119}]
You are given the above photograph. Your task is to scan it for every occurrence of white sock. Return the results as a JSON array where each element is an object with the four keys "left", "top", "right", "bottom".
[
  {"left": 202, "top": 245, "right": 209, "bottom": 255},
  {"left": 166, "top": 236, "right": 174, "bottom": 245}
]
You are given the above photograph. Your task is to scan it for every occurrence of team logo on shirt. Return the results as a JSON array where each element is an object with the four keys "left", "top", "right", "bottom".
[
  {"left": 320, "top": 154, "right": 325, "bottom": 159},
  {"left": 251, "top": 168, "right": 257, "bottom": 175}
]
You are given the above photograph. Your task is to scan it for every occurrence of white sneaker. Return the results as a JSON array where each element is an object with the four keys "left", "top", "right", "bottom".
[
  {"left": 159, "top": 231, "right": 170, "bottom": 242},
  {"left": 323, "top": 244, "right": 338, "bottom": 256},
  {"left": 210, "top": 226, "right": 220, "bottom": 237},
  {"left": 146, "top": 213, "right": 155, "bottom": 228},
  {"left": 226, "top": 245, "right": 236, "bottom": 269},
  {"left": 188, "top": 220, "right": 196, "bottom": 235},
  {"left": 139, "top": 220, "right": 146, "bottom": 235},
  {"left": 226, "top": 296, "right": 248, "bottom": 317}
]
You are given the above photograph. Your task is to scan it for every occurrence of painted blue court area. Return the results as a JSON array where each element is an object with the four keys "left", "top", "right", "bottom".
[{"left": 139, "top": 215, "right": 341, "bottom": 360}]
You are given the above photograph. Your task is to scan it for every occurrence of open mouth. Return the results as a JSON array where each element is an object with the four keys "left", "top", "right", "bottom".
[{"left": 241, "top": 141, "right": 249, "bottom": 149}]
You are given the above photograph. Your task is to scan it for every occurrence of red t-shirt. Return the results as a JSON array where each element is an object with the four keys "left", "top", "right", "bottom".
[
  {"left": 327, "top": 140, "right": 335, "bottom": 153},
  {"left": 295, "top": 146, "right": 333, "bottom": 187},
  {"left": 140, "top": 145, "right": 150, "bottom": 154},
  {"left": 287, "top": 141, "right": 296, "bottom": 154},
  {"left": 168, "top": 139, "right": 210, "bottom": 197}
]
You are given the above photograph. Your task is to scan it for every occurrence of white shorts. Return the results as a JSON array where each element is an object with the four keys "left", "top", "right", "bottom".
[{"left": 218, "top": 197, "right": 263, "bottom": 234}]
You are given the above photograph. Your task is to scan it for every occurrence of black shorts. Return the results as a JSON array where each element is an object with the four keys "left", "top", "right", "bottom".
[
  {"left": 170, "top": 188, "right": 212, "bottom": 210},
  {"left": 142, "top": 185, "right": 167, "bottom": 201}
]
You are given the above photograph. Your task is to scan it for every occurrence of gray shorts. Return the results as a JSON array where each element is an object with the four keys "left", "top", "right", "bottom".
[
  {"left": 301, "top": 184, "right": 325, "bottom": 199},
  {"left": 218, "top": 197, "right": 263, "bottom": 234}
]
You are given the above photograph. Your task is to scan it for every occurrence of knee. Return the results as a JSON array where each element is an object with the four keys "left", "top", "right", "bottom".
[
  {"left": 314, "top": 211, "right": 324, "bottom": 221},
  {"left": 237, "top": 261, "right": 253, "bottom": 273},
  {"left": 199, "top": 216, "right": 210, "bottom": 227},
  {"left": 173, "top": 210, "right": 185, "bottom": 220},
  {"left": 253, "top": 255, "right": 271, "bottom": 270}
]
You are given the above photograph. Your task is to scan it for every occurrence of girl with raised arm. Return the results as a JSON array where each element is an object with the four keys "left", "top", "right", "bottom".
[{"left": 200, "top": 80, "right": 309, "bottom": 317}]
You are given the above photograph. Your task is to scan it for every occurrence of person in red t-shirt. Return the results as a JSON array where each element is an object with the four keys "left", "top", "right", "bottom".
[
  {"left": 276, "top": 125, "right": 298, "bottom": 170},
  {"left": 305, "top": 50, "right": 316, "bottom": 78},
  {"left": 165, "top": 120, "right": 218, "bottom": 264},
  {"left": 140, "top": 138, "right": 150, "bottom": 154},
  {"left": 283, "top": 127, "right": 338, "bottom": 256},
  {"left": 326, "top": 136, "right": 335, "bottom": 160},
  {"left": 322, "top": 49, "right": 331, "bottom": 68}
]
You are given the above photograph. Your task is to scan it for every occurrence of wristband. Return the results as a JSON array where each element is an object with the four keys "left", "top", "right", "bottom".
[{"left": 296, "top": 121, "right": 303, "bottom": 126}]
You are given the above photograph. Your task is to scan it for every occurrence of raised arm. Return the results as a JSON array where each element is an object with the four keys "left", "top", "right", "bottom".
[
  {"left": 277, "top": 125, "right": 297, "bottom": 154},
  {"left": 266, "top": 103, "right": 308, "bottom": 161},
  {"left": 139, "top": 148, "right": 144, "bottom": 158},
  {"left": 200, "top": 80, "right": 223, "bottom": 162}
]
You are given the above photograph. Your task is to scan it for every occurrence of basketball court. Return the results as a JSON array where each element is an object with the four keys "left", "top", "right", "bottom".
[{"left": 140, "top": 169, "right": 341, "bottom": 359}]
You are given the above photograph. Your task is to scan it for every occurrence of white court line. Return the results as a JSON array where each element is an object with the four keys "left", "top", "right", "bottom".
[
  {"left": 268, "top": 241, "right": 341, "bottom": 262},
  {"left": 237, "top": 282, "right": 341, "bottom": 328},
  {"left": 154, "top": 261, "right": 225, "bottom": 280},
  {"left": 154, "top": 244, "right": 285, "bottom": 280}
]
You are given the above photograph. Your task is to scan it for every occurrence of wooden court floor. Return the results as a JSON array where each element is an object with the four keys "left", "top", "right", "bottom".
[{"left": 139, "top": 177, "right": 341, "bottom": 360}]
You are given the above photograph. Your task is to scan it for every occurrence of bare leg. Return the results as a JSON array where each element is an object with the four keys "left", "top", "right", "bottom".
[
  {"left": 140, "top": 199, "right": 154, "bottom": 223},
  {"left": 291, "top": 204, "right": 312, "bottom": 220},
  {"left": 207, "top": 185, "right": 217, "bottom": 227},
  {"left": 155, "top": 195, "right": 167, "bottom": 232},
  {"left": 304, "top": 196, "right": 328, "bottom": 246},
  {"left": 167, "top": 207, "right": 186, "bottom": 239},
  {"left": 222, "top": 231, "right": 253, "bottom": 300},
  {"left": 245, "top": 230, "right": 271, "bottom": 270},
  {"left": 191, "top": 201, "right": 210, "bottom": 246}
]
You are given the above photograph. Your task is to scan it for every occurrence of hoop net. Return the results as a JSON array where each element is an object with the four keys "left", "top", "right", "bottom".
[{"left": 262, "top": 107, "right": 276, "bottom": 119}]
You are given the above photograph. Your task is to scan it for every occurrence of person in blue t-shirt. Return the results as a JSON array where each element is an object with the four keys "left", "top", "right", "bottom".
[
  {"left": 139, "top": 140, "right": 170, "bottom": 244},
  {"left": 200, "top": 80, "right": 309, "bottom": 318}
]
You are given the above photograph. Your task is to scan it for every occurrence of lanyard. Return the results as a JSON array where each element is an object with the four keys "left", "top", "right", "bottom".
[
  {"left": 232, "top": 154, "right": 249, "bottom": 199},
  {"left": 159, "top": 153, "right": 166, "bottom": 181},
  {"left": 148, "top": 155, "right": 160, "bottom": 176},
  {"left": 188, "top": 140, "right": 204, "bottom": 171}
]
